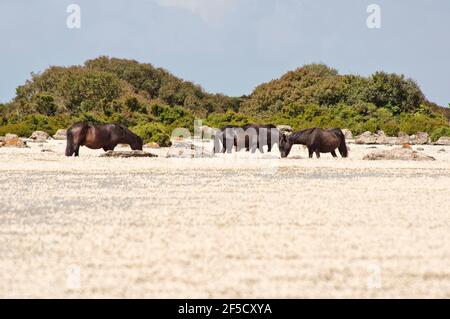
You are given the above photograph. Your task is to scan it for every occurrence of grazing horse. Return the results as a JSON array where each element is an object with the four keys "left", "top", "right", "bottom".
[
  {"left": 279, "top": 128, "right": 348, "bottom": 158},
  {"left": 214, "top": 124, "right": 280, "bottom": 153},
  {"left": 65, "top": 123, "right": 143, "bottom": 157}
]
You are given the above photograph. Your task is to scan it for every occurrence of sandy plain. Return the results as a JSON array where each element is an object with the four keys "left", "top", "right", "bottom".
[{"left": 0, "top": 140, "right": 449, "bottom": 298}]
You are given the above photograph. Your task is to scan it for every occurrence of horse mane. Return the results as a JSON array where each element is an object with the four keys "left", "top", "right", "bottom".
[{"left": 290, "top": 128, "right": 316, "bottom": 141}]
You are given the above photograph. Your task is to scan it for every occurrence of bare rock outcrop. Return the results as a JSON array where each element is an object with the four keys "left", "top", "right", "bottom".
[
  {"left": 166, "top": 140, "right": 214, "bottom": 158},
  {"left": 409, "top": 132, "right": 430, "bottom": 145},
  {"left": 99, "top": 150, "right": 157, "bottom": 158},
  {"left": 356, "top": 131, "right": 431, "bottom": 145},
  {"left": 363, "top": 147, "right": 435, "bottom": 161},
  {"left": 144, "top": 142, "right": 160, "bottom": 149},
  {"left": 397, "top": 132, "right": 410, "bottom": 145},
  {"left": 30, "top": 131, "right": 50, "bottom": 142},
  {"left": 374, "top": 130, "right": 397, "bottom": 145},
  {"left": 53, "top": 129, "right": 67, "bottom": 140},
  {"left": 1, "top": 134, "right": 28, "bottom": 148},
  {"left": 355, "top": 131, "right": 378, "bottom": 144},
  {"left": 341, "top": 129, "right": 353, "bottom": 140},
  {"left": 434, "top": 136, "right": 450, "bottom": 145}
]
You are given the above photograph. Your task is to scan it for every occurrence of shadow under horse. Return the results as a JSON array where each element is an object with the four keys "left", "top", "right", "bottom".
[
  {"left": 214, "top": 124, "right": 279, "bottom": 154},
  {"left": 279, "top": 128, "right": 348, "bottom": 158},
  {"left": 65, "top": 123, "right": 143, "bottom": 157}
]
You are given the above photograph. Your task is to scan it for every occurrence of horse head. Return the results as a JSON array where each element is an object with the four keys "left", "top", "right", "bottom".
[
  {"left": 130, "top": 134, "right": 144, "bottom": 150},
  {"left": 279, "top": 133, "right": 293, "bottom": 158}
]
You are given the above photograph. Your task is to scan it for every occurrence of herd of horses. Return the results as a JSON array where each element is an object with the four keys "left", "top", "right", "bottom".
[{"left": 65, "top": 122, "right": 348, "bottom": 158}]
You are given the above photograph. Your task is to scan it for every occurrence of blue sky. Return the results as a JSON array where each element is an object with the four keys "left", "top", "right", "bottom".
[{"left": 0, "top": 0, "right": 449, "bottom": 106}]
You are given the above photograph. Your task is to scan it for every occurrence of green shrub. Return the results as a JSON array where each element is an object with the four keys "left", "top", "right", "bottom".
[
  {"left": 398, "top": 113, "right": 448, "bottom": 135},
  {"left": 361, "top": 118, "right": 378, "bottom": 133},
  {"left": 205, "top": 110, "right": 254, "bottom": 128},
  {"left": 0, "top": 122, "right": 34, "bottom": 137},
  {"left": 431, "top": 126, "right": 450, "bottom": 142},
  {"left": 380, "top": 119, "right": 400, "bottom": 136},
  {"left": 131, "top": 122, "right": 171, "bottom": 146},
  {"left": 35, "top": 93, "right": 57, "bottom": 116}
]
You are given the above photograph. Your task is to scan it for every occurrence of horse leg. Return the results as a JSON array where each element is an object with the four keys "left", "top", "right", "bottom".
[
  {"left": 315, "top": 150, "right": 320, "bottom": 158},
  {"left": 74, "top": 145, "right": 80, "bottom": 157},
  {"left": 308, "top": 147, "right": 314, "bottom": 158},
  {"left": 331, "top": 150, "right": 338, "bottom": 158},
  {"left": 258, "top": 142, "right": 264, "bottom": 154},
  {"left": 103, "top": 144, "right": 116, "bottom": 152}
]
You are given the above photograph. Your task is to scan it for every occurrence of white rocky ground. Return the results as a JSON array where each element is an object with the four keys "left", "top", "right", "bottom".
[{"left": 0, "top": 140, "right": 449, "bottom": 298}]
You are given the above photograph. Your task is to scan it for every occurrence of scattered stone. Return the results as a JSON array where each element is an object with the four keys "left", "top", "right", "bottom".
[
  {"left": 434, "top": 136, "right": 450, "bottom": 145},
  {"left": 30, "top": 131, "right": 50, "bottom": 142},
  {"left": 166, "top": 141, "right": 214, "bottom": 158},
  {"left": 374, "top": 131, "right": 398, "bottom": 145},
  {"left": 363, "top": 147, "right": 435, "bottom": 161},
  {"left": 5, "top": 133, "right": 19, "bottom": 141},
  {"left": 341, "top": 128, "right": 353, "bottom": 140},
  {"left": 166, "top": 148, "right": 215, "bottom": 158},
  {"left": 438, "top": 148, "right": 446, "bottom": 153},
  {"left": 144, "top": 142, "right": 160, "bottom": 149},
  {"left": 53, "top": 129, "right": 67, "bottom": 140},
  {"left": 99, "top": 150, "right": 157, "bottom": 158},
  {"left": 277, "top": 125, "right": 293, "bottom": 135},
  {"left": 366, "top": 146, "right": 377, "bottom": 149},
  {"left": 409, "top": 132, "right": 430, "bottom": 145},
  {"left": 416, "top": 147, "right": 424, "bottom": 151},
  {"left": 386, "top": 137, "right": 399, "bottom": 145},
  {"left": 172, "top": 140, "right": 195, "bottom": 149},
  {"left": 402, "top": 143, "right": 412, "bottom": 149},
  {"left": 355, "top": 131, "right": 433, "bottom": 145},
  {"left": 397, "top": 132, "right": 410, "bottom": 144},
  {"left": 41, "top": 149, "right": 55, "bottom": 153},
  {"left": 355, "top": 131, "right": 378, "bottom": 144},
  {"left": 2, "top": 136, "right": 28, "bottom": 148}
]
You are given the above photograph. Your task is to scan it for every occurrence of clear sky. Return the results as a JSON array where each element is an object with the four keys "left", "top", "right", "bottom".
[{"left": 0, "top": 0, "right": 449, "bottom": 106}]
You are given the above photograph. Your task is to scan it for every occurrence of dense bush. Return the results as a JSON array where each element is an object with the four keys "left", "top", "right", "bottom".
[
  {"left": 0, "top": 122, "right": 34, "bottom": 137},
  {"left": 85, "top": 56, "right": 238, "bottom": 116},
  {"left": 430, "top": 127, "right": 450, "bottom": 142},
  {"left": 241, "top": 64, "right": 427, "bottom": 117},
  {"left": 1, "top": 58, "right": 449, "bottom": 142},
  {"left": 131, "top": 122, "right": 171, "bottom": 146},
  {"left": 205, "top": 110, "right": 255, "bottom": 128}
]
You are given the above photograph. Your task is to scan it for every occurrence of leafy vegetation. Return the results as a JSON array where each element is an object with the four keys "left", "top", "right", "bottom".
[
  {"left": 1, "top": 58, "right": 449, "bottom": 144},
  {"left": 241, "top": 64, "right": 449, "bottom": 137}
]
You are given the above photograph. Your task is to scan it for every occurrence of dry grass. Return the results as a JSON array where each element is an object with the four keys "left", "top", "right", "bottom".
[{"left": 1, "top": 141, "right": 449, "bottom": 298}]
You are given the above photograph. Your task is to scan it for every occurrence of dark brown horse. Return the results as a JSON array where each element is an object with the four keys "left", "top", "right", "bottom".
[
  {"left": 279, "top": 128, "right": 348, "bottom": 158},
  {"left": 214, "top": 124, "right": 280, "bottom": 153},
  {"left": 65, "top": 123, "right": 143, "bottom": 156}
]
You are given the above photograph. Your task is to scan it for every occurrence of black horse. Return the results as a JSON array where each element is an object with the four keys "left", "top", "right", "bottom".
[
  {"left": 65, "top": 123, "right": 143, "bottom": 157},
  {"left": 214, "top": 124, "right": 280, "bottom": 153},
  {"left": 279, "top": 128, "right": 348, "bottom": 158}
]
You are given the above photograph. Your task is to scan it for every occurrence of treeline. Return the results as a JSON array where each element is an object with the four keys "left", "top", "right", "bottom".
[{"left": 0, "top": 58, "right": 449, "bottom": 145}]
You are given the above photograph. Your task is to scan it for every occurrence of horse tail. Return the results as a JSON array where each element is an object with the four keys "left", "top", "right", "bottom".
[{"left": 336, "top": 129, "right": 348, "bottom": 158}]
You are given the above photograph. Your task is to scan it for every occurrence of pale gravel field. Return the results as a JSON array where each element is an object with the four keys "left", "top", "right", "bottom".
[{"left": 0, "top": 140, "right": 449, "bottom": 298}]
